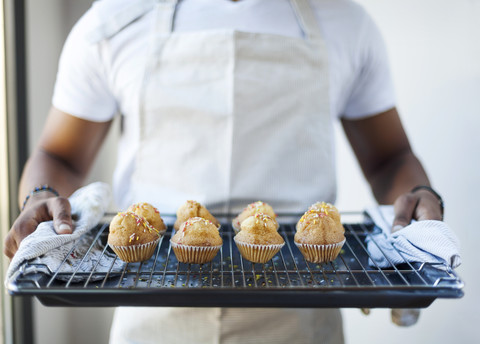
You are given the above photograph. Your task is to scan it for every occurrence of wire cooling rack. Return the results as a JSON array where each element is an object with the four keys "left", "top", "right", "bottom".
[{"left": 7, "top": 213, "right": 464, "bottom": 308}]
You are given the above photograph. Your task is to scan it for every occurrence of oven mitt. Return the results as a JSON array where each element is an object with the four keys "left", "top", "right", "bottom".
[
  {"left": 365, "top": 205, "right": 461, "bottom": 270},
  {"left": 6, "top": 182, "right": 123, "bottom": 285}
]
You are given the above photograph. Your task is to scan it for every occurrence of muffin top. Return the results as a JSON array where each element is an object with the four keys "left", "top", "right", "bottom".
[
  {"left": 108, "top": 211, "right": 161, "bottom": 246},
  {"left": 171, "top": 217, "right": 222, "bottom": 246},
  {"left": 174, "top": 200, "right": 219, "bottom": 230},
  {"left": 127, "top": 202, "right": 166, "bottom": 233},
  {"left": 308, "top": 202, "right": 341, "bottom": 222},
  {"left": 234, "top": 213, "right": 284, "bottom": 245},
  {"left": 295, "top": 203, "right": 345, "bottom": 245},
  {"left": 233, "top": 201, "right": 278, "bottom": 230}
]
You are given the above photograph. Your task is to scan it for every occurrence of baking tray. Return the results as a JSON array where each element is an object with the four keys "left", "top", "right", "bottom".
[{"left": 7, "top": 213, "right": 464, "bottom": 308}]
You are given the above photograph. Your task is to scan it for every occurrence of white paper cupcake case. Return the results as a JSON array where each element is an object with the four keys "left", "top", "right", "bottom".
[
  {"left": 234, "top": 239, "right": 285, "bottom": 264},
  {"left": 109, "top": 238, "right": 161, "bottom": 263},
  {"left": 170, "top": 242, "right": 222, "bottom": 264},
  {"left": 295, "top": 238, "right": 346, "bottom": 263}
]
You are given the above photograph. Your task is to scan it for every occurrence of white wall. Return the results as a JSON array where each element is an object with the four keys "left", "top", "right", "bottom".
[
  {"left": 337, "top": 1, "right": 480, "bottom": 343},
  {"left": 24, "top": 0, "right": 479, "bottom": 343}
]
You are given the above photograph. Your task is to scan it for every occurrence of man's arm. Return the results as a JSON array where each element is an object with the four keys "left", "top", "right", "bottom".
[
  {"left": 341, "top": 107, "right": 443, "bottom": 228},
  {"left": 4, "top": 107, "right": 112, "bottom": 258}
]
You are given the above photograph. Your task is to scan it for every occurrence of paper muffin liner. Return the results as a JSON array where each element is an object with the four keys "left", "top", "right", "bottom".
[
  {"left": 234, "top": 239, "right": 285, "bottom": 264},
  {"left": 294, "top": 238, "right": 346, "bottom": 263},
  {"left": 109, "top": 238, "right": 161, "bottom": 263},
  {"left": 170, "top": 242, "right": 222, "bottom": 264}
]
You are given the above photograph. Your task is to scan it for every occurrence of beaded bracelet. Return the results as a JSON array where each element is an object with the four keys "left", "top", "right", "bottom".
[
  {"left": 411, "top": 185, "right": 444, "bottom": 220},
  {"left": 21, "top": 185, "right": 59, "bottom": 211}
]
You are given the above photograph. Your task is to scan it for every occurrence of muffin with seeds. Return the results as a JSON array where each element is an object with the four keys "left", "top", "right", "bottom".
[
  {"left": 174, "top": 200, "right": 219, "bottom": 231},
  {"left": 232, "top": 201, "right": 278, "bottom": 233},
  {"left": 108, "top": 211, "right": 162, "bottom": 262},
  {"left": 295, "top": 202, "right": 345, "bottom": 263},
  {"left": 234, "top": 213, "right": 284, "bottom": 263},
  {"left": 170, "top": 217, "right": 223, "bottom": 264}
]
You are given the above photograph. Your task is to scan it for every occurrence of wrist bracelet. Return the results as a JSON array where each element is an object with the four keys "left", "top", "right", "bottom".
[
  {"left": 21, "top": 185, "right": 59, "bottom": 211},
  {"left": 411, "top": 185, "right": 444, "bottom": 220}
]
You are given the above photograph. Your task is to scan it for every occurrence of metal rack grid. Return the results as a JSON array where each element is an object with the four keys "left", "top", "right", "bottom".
[{"left": 7, "top": 214, "right": 464, "bottom": 308}]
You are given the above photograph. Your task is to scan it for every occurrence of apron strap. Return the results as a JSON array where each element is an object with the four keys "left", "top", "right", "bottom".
[
  {"left": 155, "top": 0, "right": 322, "bottom": 40},
  {"left": 86, "top": 0, "right": 157, "bottom": 44},
  {"left": 154, "top": 0, "right": 178, "bottom": 35},
  {"left": 289, "top": 0, "right": 323, "bottom": 41}
]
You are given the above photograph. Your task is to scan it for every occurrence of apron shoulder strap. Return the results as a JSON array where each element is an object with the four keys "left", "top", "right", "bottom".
[
  {"left": 289, "top": 0, "right": 323, "bottom": 41},
  {"left": 85, "top": 0, "right": 157, "bottom": 44}
]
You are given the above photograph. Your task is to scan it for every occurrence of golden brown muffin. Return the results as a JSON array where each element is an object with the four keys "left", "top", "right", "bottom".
[
  {"left": 234, "top": 213, "right": 284, "bottom": 263},
  {"left": 174, "top": 200, "right": 220, "bottom": 230},
  {"left": 108, "top": 211, "right": 161, "bottom": 262},
  {"left": 170, "top": 217, "right": 223, "bottom": 264},
  {"left": 295, "top": 203, "right": 345, "bottom": 263},
  {"left": 127, "top": 202, "right": 166, "bottom": 234},
  {"left": 295, "top": 203, "right": 345, "bottom": 245},
  {"left": 235, "top": 213, "right": 283, "bottom": 245},
  {"left": 171, "top": 217, "right": 222, "bottom": 246},
  {"left": 232, "top": 201, "right": 278, "bottom": 233}
]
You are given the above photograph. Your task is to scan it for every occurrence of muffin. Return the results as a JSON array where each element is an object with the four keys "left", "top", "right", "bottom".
[
  {"left": 108, "top": 211, "right": 162, "bottom": 262},
  {"left": 234, "top": 213, "right": 284, "bottom": 263},
  {"left": 294, "top": 202, "right": 345, "bottom": 263},
  {"left": 232, "top": 201, "right": 278, "bottom": 233},
  {"left": 174, "top": 200, "right": 220, "bottom": 230},
  {"left": 170, "top": 217, "right": 223, "bottom": 264},
  {"left": 127, "top": 202, "right": 166, "bottom": 235}
]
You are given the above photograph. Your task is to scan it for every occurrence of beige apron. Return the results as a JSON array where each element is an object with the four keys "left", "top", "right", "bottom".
[
  {"left": 130, "top": 0, "right": 336, "bottom": 214},
  {"left": 92, "top": 0, "right": 343, "bottom": 342}
]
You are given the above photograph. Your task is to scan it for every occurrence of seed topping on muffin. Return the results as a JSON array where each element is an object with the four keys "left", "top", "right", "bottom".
[
  {"left": 127, "top": 202, "right": 166, "bottom": 234},
  {"left": 254, "top": 213, "right": 274, "bottom": 227},
  {"left": 299, "top": 202, "right": 338, "bottom": 224},
  {"left": 118, "top": 211, "right": 158, "bottom": 233},
  {"left": 174, "top": 200, "right": 219, "bottom": 230},
  {"left": 232, "top": 201, "right": 278, "bottom": 233}
]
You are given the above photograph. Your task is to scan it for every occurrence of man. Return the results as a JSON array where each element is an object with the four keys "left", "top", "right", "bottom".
[{"left": 5, "top": 0, "right": 443, "bottom": 342}]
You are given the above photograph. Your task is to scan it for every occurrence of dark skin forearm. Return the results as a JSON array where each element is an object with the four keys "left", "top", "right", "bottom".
[
  {"left": 341, "top": 107, "right": 428, "bottom": 202},
  {"left": 18, "top": 148, "right": 84, "bottom": 209},
  {"left": 364, "top": 149, "right": 429, "bottom": 204},
  {"left": 19, "top": 107, "right": 112, "bottom": 208},
  {"left": 342, "top": 107, "right": 442, "bottom": 228}
]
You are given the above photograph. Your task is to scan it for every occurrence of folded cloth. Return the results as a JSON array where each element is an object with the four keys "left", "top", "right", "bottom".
[
  {"left": 365, "top": 205, "right": 461, "bottom": 270},
  {"left": 6, "top": 182, "right": 123, "bottom": 284}
]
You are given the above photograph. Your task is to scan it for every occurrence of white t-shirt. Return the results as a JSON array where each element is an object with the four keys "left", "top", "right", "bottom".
[{"left": 52, "top": 0, "right": 395, "bottom": 208}]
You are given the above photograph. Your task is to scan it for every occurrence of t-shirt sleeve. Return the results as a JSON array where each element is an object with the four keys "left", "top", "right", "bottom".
[
  {"left": 52, "top": 9, "right": 117, "bottom": 122},
  {"left": 342, "top": 12, "right": 396, "bottom": 119}
]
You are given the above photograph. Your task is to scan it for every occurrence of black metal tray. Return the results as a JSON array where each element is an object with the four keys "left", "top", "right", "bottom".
[{"left": 7, "top": 214, "right": 464, "bottom": 308}]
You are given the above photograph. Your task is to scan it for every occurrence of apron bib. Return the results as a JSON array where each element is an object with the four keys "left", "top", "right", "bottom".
[{"left": 130, "top": 0, "right": 336, "bottom": 214}]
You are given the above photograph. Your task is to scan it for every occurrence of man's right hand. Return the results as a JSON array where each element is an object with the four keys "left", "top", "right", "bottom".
[
  {"left": 4, "top": 107, "right": 113, "bottom": 260},
  {"left": 4, "top": 195, "right": 73, "bottom": 259}
]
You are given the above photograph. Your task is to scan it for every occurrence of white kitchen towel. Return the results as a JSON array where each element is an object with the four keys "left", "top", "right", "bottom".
[
  {"left": 366, "top": 206, "right": 461, "bottom": 269},
  {"left": 6, "top": 182, "right": 123, "bottom": 284}
]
